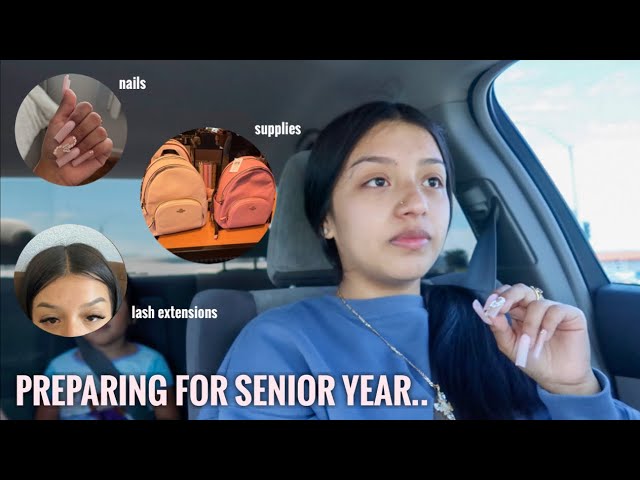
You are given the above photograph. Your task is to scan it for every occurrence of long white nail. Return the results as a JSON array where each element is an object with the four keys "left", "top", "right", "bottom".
[
  {"left": 485, "top": 296, "right": 506, "bottom": 318},
  {"left": 62, "top": 74, "right": 70, "bottom": 94},
  {"left": 483, "top": 293, "right": 498, "bottom": 310},
  {"left": 54, "top": 120, "right": 76, "bottom": 143},
  {"left": 515, "top": 334, "right": 531, "bottom": 368},
  {"left": 472, "top": 299, "right": 493, "bottom": 325},
  {"left": 533, "top": 329, "right": 547, "bottom": 359}
]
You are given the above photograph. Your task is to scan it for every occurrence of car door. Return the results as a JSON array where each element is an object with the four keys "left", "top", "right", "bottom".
[{"left": 471, "top": 60, "right": 640, "bottom": 409}]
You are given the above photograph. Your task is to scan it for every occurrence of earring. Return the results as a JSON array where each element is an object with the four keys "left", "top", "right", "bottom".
[
  {"left": 399, "top": 200, "right": 405, "bottom": 206},
  {"left": 322, "top": 227, "right": 329, "bottom": 236}
]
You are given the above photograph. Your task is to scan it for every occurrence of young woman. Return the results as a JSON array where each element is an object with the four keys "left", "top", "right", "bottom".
[
  {"left": 22, "top": 243, "right": 120, "bottom": 337},
  {"left": 200, "top": 101, "right": 639, "bottom": 420}
]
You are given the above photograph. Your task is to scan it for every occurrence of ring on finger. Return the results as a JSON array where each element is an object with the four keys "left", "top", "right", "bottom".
[{"left": 529, "top": 285, "right": 544, "bottom": 301}]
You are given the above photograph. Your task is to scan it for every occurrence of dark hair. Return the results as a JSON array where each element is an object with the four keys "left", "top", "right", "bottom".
[
  {"left": 304, "top": 101, "right": 543, "bottom": 419},
  {"left": 23, "top": 243, "right": 120, "bottom": 320},
  {"left": 305, "top": 102, "right": 455, "bottom": 271}
]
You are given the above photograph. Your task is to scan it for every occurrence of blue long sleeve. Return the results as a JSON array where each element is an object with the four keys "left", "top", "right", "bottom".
[
  {"left": 198, "top": 294, "right": 437, "bottom": 420},
  {"left": 536, "top": 369, "right": 640, "bottom": 420},
  {"left": 201, "top": 308, "right": 319, "bottom": 420},
  {"left": 196, "top": 294, "right": 640, "bottom": 420}
]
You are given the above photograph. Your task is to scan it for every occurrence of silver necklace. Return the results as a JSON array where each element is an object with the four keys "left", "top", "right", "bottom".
[{"left": 337, "top": 290, "right": 455, "bottom": 420}]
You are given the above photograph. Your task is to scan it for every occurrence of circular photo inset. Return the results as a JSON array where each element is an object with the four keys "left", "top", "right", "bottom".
[
  {"left": 141, "top": 128, "right": 276, "bottom": 263},
  {"left": 14, "top": 225, "right": 127, "bottom": 337},
  {"left": 15, "top": 73, "right": 127, "bottom": 186}
]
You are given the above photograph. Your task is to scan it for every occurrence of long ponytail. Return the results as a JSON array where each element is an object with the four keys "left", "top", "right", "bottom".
[{"left": 425, "top": 285, "right": 544, "bottom": 419}]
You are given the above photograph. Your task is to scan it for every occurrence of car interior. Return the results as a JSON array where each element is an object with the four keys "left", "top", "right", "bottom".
[{"left": 1, "top": 60, "right": 639, "bottom": 420}]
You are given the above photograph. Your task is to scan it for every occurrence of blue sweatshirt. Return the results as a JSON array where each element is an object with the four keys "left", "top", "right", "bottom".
[{"left": 198, "top": 294, "right": 639, "bottom": 420}]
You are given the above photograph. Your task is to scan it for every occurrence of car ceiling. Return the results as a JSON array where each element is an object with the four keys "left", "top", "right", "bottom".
[{"left": 1, "top": 60, "right": 500, "bottom": 181}]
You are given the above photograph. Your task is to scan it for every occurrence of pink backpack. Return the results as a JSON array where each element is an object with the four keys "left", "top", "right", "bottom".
[
  {"left": 212, "top": 156, "right": 276, "bottom": 231},
  {"left": 141, "top": 144, "right": 208, "bottom": 236}
]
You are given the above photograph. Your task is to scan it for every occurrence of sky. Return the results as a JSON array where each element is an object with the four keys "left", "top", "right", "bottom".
[
  {"left": 0, "top": 178, "right": 174, "bottom": 261},
  {"left": 2, "top": 60, "right": 638, "bottom": 262},
  {"left": 494, "top": 60, "right": 640, "bottom": 253}
]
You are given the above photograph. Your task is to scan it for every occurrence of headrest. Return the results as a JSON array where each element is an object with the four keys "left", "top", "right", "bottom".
[
  {"left": 267, "top": 151, "right": 339, "bottom": 287},
  {"left": 0, "top": 219, "right": 35, "bottom": 265}
]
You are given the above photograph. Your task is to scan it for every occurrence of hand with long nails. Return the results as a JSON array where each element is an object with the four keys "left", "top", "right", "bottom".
[
  {"left": 34, "top": 75, "right": 114, "bottom": 186},
  {"left": 471, "top": 283, "right": 600, "bottom": 396}
]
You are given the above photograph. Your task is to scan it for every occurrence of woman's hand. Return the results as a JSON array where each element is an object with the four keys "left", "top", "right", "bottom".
[
  {"left": 472, "top": 283, "right": 601, "bottom": 396},
  {"left": 34, "top": 86, "right": 113, "bottom": 186}
]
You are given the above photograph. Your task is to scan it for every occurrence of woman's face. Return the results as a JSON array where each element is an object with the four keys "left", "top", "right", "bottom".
[
  {"left": 324, "top": 120, "right": 450, "bottom": 289},
  {"left": 31, "top": 273, "right": 113, "bottom": 337}
]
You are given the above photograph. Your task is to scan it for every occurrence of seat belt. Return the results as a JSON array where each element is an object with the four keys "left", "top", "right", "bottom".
[
  {"left": 462, "top": 197, "right": 500, "bottom": 296},
  {"left": 75, "top": 337, "right": 154, "bottom": 420},
  {"left": 425, "top": 197, "right": 500, "bottom": 299}
]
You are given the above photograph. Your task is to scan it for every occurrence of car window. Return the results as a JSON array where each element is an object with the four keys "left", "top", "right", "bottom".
[{"left": 494, "top": 60, "right": 640, "bottom": 286}]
